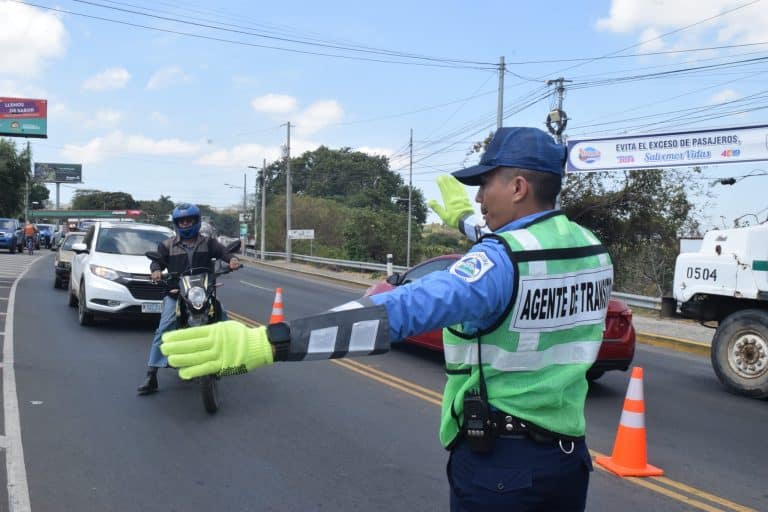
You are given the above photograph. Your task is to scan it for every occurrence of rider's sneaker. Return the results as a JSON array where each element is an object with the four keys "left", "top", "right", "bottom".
[{"left": 137, "top": 371, "right": 158, "bottom": 395}]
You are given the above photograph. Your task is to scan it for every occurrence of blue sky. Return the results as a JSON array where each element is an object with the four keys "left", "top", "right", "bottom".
[{"left": 2, "top": 0, "right": 768, "bottom": 232}]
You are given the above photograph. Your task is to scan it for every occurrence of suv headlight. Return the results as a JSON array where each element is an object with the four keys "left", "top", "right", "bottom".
[{"left": 90, "top": 264, "right": 121, "bottom": 281}]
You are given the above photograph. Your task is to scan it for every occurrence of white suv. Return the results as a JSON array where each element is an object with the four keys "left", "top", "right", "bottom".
[{"left": 69, "top": 222, "right": 174, "bottom": 325}]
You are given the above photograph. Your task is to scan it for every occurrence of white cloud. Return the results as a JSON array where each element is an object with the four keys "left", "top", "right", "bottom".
[
  {"left": 84, "top": 109, "right": 123, "bottom": 128},
  {"left": 709, "top": 88, "right": 740, "bottom": 104},
  {"left": 195, "top": 143, "right": 283, "bottom": 168},
  {"left": 0, "top": 1, "right": 66, "bottom": 76},
  {"left": 146, "top": 66, "right": 191, "bottom": 90},
  {"left": 355, "top": 146, "right": 393, "bottom": 157},
  {"left": 251, "top": 94, "right": 298, "bottom": 114},
  {"left": 61, "top": 131, "right": 201, "bottom": 164},
  {"left": 82, "top": 67, "right": 131, "bottom": 91},
  {"left": 150, "top": 111, "right": 170, "bottom": 124},
  {"left": 296, "top": 100, "right": 344, "bottom": 135},
  {"left": 596, "top": 0, "right": 768, "bottom": 47}
]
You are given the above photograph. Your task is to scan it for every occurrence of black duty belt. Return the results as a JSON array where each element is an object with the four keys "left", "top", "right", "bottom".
[{"left": 489, "top": 411, "right": 584, "bottom": 445}]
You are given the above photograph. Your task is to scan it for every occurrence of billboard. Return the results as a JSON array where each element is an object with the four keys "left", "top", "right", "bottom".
[
  {"left": 567, "top": 124, "right": 768, "bottom": 172},
  {"left": 34, "top": 162, "right": 83, "bottom": 183},
  {"left": 0, "top": 97, "right": 47, "bottom": 138}
]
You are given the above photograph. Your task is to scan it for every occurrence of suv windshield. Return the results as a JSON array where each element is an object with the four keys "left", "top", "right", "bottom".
[
  {"left": 96, "top": 228, "right": 171, "bottom": 255},
  {"left": 0, "top": 220, "right": 15, "bottom": 230},
  {"left": 62, "top": 234, "right": 85, "bottom": 251}
]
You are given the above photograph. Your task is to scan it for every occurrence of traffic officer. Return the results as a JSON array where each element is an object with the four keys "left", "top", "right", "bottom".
[{"left": 160, "top": 127, "right": 613, "bottom": 511}]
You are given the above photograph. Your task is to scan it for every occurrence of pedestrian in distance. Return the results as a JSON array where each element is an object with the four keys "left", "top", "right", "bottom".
[
  {"left": 159, "top": 127, "right": 614, "bottom": 511},
  {"left": 136, "top": 203, "right": 240, "bottom": 395}
]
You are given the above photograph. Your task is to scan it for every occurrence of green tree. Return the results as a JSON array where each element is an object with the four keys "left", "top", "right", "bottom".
[
  {"left": 561, "top": 168, "right": 705, "bottom": 295},
  {"left": 72, "top": 190, "right": 138, "bottom": 210},
  {"left": 136, "top": 195, "right": 175, "bottom": 226},
  {"left": 262, "top": 146, "right": 429, "bottom": 263},
  {"left": 0, "top": 139, "right": 30, "bottom": 217},
  {"left": 29, "top": 182, "right": 50, "bottom": 209}
]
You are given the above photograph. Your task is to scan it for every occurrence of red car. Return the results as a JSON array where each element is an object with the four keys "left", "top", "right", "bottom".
[{"left": 364, "top": 254, "right": 635, "bottom": 381}]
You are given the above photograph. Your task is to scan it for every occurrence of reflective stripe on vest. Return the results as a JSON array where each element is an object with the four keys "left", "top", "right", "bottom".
[{"left": 439, "top": 212, "right": 613, "bottom": 447}]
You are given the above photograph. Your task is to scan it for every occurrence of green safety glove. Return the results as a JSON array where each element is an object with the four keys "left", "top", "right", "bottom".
[
  {"left": 427, "top": 175, "right": 474, "bottom": 229},
  {"left": 161, "top": 321, "right": 273, "bottom": 380}
]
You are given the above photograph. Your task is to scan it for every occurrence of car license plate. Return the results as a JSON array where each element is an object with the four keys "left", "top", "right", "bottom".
[{"left": 141, "top": 303, "right": 163, "bottom": 313}]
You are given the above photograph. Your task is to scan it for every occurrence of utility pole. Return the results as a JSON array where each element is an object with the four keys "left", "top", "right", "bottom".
[
  {"left": 407, "top": 128, "right": 413, "bottom": 267},
  {"left": 24, "top": 140, "right": 31, "bottom": 221},
  {"left": 243, "top": 172, "right": 247, "bottom": 255},
  {"left": 260, "top": 159, "right": 266, "bottom": 260},
  {"left": 248, "top": 164, "right": 260, "bottom": 255},
  {"left": 284, "top": 122, "right": 292, "bottom": 262},
  {"left": 545, "top": 77, "right": 571, "bottom": 144},
  {"left": 497, "top": 56, "right": 505, "bottom": 130}
]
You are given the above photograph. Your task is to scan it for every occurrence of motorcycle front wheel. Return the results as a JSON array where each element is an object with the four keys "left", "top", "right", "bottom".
[{"left": 201, "top": 375, "right": 219, "bottom": 414}]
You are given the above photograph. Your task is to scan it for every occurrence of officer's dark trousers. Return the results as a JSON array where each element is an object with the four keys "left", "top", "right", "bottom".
[{"left": 447, "top": 436, "right": 592, "bottom": 512}]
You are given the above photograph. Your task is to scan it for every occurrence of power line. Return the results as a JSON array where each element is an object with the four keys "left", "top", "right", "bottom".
[
  {"left": 16, "top": 0, "right": 496, "bottom": 70},
  {"left": 537, "top": 0, "right": 762, "bottom": 78}
]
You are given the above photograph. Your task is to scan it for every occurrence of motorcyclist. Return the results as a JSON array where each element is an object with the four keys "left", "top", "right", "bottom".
[{"left": 137, "top": 203, "right": 240, "bottom": 395}]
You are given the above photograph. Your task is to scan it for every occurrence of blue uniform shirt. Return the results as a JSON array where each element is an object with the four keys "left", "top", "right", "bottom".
[{"left": 369, "top": 210, "right": 555, "bottom": 342}]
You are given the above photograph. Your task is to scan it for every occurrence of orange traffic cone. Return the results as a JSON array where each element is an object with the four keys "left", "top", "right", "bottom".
[
  {"left": 596, "top": 366, "right": 664, "bottom": 477},
  {"left": 269, "top": 288, "right": 285, "bottom": 324}
]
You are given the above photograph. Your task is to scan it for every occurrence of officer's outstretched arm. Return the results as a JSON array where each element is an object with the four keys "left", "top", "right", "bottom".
[
  {"left": 161, "top": 298, "right": 390, "bottom": 379},
  {"left": 427, "top": 175, "right": 488, "bottom": 242}
]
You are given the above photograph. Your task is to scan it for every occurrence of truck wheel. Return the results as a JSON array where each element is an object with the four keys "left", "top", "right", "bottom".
[{"left": 711, "top": 309, "right": 768, "bottom": 398}]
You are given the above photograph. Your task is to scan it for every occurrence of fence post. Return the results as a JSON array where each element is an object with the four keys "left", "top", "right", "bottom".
[{"left": 386, "top": 254, "right": 393, "bottom": 276}]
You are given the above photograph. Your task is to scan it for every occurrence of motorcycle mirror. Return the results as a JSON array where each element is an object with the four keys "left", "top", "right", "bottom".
[
  {"left": 145, "top": 250, "right": 161, "bottom": 261},
  {"left": 386, "top": 273, "right": 402, "bottom": 286}
]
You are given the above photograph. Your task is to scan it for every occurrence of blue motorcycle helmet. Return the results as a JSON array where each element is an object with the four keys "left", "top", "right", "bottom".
[{"left": 171, "top": 203, "right": 201, "bottom": 240}]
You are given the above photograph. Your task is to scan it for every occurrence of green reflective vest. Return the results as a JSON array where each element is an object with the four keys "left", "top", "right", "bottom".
[{"left": 439, "top": 212, "right": 613, "bottom": 448}]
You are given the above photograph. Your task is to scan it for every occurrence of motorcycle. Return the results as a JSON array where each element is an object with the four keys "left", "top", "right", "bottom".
[{"left": 145, "top": 241, "right": 240, "bottom": 414}]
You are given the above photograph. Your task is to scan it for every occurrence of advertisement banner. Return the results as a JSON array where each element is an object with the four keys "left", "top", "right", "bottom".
[
  {"left": 34, "top": 163, "right": 83, "bottom": 183},
  {"left": 567, "top": 124, "right": 768, "bottom": 172},
  {"left": 0, "top": 97, "right": 47, "bottom": 138}
]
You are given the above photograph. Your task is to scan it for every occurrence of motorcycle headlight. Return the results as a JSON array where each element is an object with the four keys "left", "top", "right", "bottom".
[
  {"left": 187, "top": 286, "right": 207, "bottom": 310},
  {"left": 90, "top": 264, "right": 120, "bottom": 281}
]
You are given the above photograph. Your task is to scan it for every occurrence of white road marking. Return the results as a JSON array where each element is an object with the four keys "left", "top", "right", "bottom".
[
  {"left": 2, "top": 257, "right": 34, "bottom": 511},
  {"left": 239, "top": 280, "right": 274, "bottom": 292}
]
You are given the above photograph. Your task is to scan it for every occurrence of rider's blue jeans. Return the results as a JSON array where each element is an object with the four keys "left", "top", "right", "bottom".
[{"left": 146, "top": 295, "right": 228, "bottom": 368}]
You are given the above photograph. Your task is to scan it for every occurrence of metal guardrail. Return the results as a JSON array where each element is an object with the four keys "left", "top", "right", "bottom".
[
  {"left": 246, "top": 249, "right": 662, "bottom": 310},
  {"left": 606, "top": 292, "right": 661, "bottom": 311},
  {"left": 245, "top": 249, "right": 408, "bottom": 274}
]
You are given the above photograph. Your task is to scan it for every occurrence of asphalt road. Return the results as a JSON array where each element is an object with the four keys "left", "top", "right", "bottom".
[{"left": 2, "top": 252, "right": 767, "bottom": 511}]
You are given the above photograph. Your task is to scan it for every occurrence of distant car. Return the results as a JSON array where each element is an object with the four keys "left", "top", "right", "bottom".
[
  {"left": 36, "top": 223, "right": 56, "bottom": 249},
  {"left": 51, "top": 228, "right": 66, "bottom": 250},
  {"left": 364, "top": 254, "right": 636, "bottom": 381},
  {"left": 0, "top": 218, "right": 22, "bottom": 253},
  {"left": 68, "top": 222, "right": 175, "bottom": 325},
  {"left": 53, "top": 231, "right": 86, "bottom": 289}
]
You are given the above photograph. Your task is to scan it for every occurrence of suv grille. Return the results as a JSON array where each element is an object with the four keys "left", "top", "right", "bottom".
[{"left": 125, "top": 281, "right": 164, "bottom": 301}]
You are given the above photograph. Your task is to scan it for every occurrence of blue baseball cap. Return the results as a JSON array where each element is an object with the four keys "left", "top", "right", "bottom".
[{"left": 452, "top": 127, "right": 566, "bottom": 186}]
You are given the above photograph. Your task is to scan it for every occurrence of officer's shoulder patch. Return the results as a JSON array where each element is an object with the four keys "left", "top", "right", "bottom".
[{"left": 449, "top": 251, "right": 495, "bottom": 283}]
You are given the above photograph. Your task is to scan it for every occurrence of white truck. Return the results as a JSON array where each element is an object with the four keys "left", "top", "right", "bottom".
[{"left": 664, "top": 222, "right": 768, "bottom": 398}]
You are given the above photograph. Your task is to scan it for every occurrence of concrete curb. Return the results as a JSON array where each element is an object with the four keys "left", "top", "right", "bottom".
[{"left": 635, "top": 332, "right": 710, "bottom": 357}]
